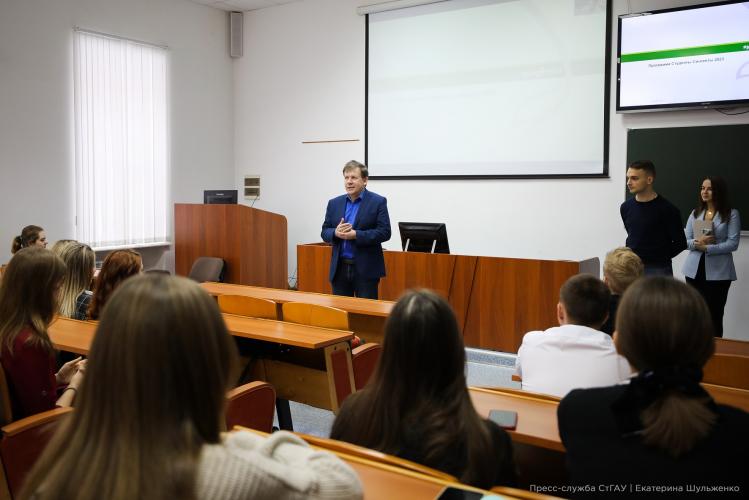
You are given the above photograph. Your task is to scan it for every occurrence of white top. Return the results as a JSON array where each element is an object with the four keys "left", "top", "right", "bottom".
[
  {"left": 197, "top": 430, "right": 363, "bottom": 500},
  {"left": 515, "top": 324, "right": 631, "bottom": 398}
]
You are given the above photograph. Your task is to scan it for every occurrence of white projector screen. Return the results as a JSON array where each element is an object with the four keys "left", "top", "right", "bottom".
[{"left": 366, "top": 0, "right": 611, "bottom": 178}]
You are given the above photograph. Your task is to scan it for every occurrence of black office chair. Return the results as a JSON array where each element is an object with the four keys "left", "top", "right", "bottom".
[{"left": 188, "top": 257, "right": 225, "bottom": 283}]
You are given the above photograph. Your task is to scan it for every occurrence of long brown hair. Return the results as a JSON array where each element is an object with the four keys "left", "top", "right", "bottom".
[
  {"left": 11, "top": 225, "right": 44, "bottom": 254},
  {"left": 694, "top": 176, "right": 731, "bottom": 222},
  {"left": 0, "top": 248, "right": 65, "bottom": 355},
  {"left": 54, "top": 242, "right": 96, "bottom": 318},
  {"left": 330, "top": 289, "right": 498, "bottom": 486},
  {"left": 22, "top": 274, "right": 238, "bottom": 500},
  {"left": 87, "top": 249, "right": 142, "bottom": 319},
  {"left": 615, "top": 277, "right": 716, "bottom": 457}
]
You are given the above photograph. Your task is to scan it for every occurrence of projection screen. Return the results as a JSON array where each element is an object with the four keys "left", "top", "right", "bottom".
[{"left": 366, "top": 0, "right": 611, "bottom": 178}]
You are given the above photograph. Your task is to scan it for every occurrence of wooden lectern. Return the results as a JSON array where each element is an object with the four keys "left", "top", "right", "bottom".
[
  {"left": 297, "top": 243, "right": 598, "bottom": 352},
  {"left": 175, "top": 204, "right": 287, "bottom": 288}
]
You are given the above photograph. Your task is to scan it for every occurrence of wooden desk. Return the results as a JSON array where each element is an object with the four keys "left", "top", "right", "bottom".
[
  {"left": 469, "top": 387, "right": 562, "bottom": 452},
  {"left": 238, "top": 427, "right": 555, "bottom": 500},
  {"left": 202, "top": 282, "right": 394, "bottom": 345},
  {"left": 704, "top": 339, "right": 749, "bottom": 390},
  {"left": 298, "top": 243, "right": 598, "bottom": 352},
  {"left": 48, "top": 316, "right": 356, "bottom": 412}
]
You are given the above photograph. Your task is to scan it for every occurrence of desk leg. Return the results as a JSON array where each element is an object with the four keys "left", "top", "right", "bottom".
[
  {"left": 276, "top": 398, "right": 293, "bottom": 431},
  {"left": 324, "top": 342, "right": 355, "bottom": 413}
]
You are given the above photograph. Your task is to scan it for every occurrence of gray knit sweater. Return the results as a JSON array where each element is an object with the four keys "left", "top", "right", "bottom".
[{"left": 196, "top": 430, "right": 363, "bottom": 499}]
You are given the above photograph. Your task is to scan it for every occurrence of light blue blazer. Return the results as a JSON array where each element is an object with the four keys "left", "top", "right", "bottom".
[{"left": 682, "top": 209, "right": 741, "bottom": 281}]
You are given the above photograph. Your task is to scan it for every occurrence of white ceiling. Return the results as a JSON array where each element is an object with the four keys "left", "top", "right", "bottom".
[{"left": 187, "top": 0, "right": 303, "bottom": 12}]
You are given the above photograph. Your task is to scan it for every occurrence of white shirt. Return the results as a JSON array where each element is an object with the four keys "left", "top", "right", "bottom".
[{"left": 515, "top": 324, "right": 631, "bottom": 398}]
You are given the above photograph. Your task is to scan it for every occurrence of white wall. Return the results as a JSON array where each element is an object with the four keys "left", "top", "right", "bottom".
[
  {"left": 0, "top": 0, "right": 235, "bottom": 270},
  {"left": 234, "top": 0, "right": 748, "bottom": 341}
]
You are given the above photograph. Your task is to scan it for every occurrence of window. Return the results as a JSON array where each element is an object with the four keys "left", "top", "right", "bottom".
[{"left": 73, "top": 30, "right": 169, "bottom": 249}]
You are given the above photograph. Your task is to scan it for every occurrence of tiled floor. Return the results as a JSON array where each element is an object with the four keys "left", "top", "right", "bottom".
[{"left": 277, "top": 348, "right": 519, "bottom": 436}]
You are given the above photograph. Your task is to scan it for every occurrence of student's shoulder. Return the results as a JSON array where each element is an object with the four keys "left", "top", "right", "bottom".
[{"left": 559, "top": 385, "right": 625, "bottom": 419}]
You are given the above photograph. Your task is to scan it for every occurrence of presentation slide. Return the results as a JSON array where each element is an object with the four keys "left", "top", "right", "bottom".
[
  {"left": 367, "top": 0, "right": 608, "bottom": 178},
  {"left": 619, "top": 2, "right": 749, "bottom": 108}
]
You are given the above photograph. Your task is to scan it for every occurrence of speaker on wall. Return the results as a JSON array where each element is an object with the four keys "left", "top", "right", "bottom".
[{"left": 230, "top": 11, "right": 243, "bottom": 58}]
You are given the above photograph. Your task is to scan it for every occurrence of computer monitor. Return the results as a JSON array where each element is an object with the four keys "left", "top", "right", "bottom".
[
  {"left": 398, "top": 222, "right": 449, "bottom": 254},
  {"left": 203, "top": 190, "right": 238, "bottom": 204}
]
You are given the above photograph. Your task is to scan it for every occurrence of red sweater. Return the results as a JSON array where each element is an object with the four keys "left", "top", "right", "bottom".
[{"left": 1, "top": 327, "right": 57, "bottom": 419}]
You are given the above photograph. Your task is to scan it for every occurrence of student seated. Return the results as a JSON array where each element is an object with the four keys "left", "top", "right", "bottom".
[
  {"left": 10, "top": 224, "right": 47, "bottom": 254},
  {"left": 600, "top": 247, "right": 643, "bottom": 335},
  {"left": 52, "top": 241, "right": 96, "bottom": 320},
  {"left": 87, "top": 249, "right": 142, "bottom": 319},
  {"left": 558, "top": 277, "right": 749, "bottom": 496},
  {"left": 515, "top": 274, "right": 630, "bottom": 398},
  {"left": 22, "top": 274, "right": 362, "bottom": 500},
  {"left": 330, "top": 289, "right": 516, "bottom": 489},
  {"left": 0, "top": 248, "right": 85, "bottom": 419}
]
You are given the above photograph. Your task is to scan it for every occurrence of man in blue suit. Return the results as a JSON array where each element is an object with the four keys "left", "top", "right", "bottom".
[{"left": 321, "top": 161, "right": 391, "bottom": 299}]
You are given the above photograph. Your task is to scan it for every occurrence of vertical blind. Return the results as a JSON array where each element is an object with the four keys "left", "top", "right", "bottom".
[{"left": 73, "top": 30, "right": 169, "bottom": 249}]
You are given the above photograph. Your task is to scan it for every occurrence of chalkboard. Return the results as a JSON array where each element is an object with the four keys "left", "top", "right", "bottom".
[{"left": 627, "top": 125, "right": 749, "bottom": 231}]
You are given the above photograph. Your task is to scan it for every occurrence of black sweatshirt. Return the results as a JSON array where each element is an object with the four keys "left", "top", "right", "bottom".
[{"left": 620, "top": 195, "right": 687, "bottom": 265}]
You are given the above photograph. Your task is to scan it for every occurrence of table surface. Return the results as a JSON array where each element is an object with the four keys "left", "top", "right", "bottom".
[
  {"left": 48, "top": 314, "right": 353, "bottom": 353},
  {"left": 201, "top": 282, "right": 395, "bottom": 317},
  {"left": 469, "top": 387, "right": 563, "bottom": 452}
]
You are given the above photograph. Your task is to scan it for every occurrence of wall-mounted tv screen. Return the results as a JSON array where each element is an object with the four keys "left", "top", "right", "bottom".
[{"left": 617, "top": 1, "right": 749, "bottom": 113}]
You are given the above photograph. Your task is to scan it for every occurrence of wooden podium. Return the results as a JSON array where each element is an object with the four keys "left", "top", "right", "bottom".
[
  {"left": 175, "top": 204, "right": 287, "bottom": 288},
  {"left": 297, "top": 243, "right": 598, "bottom": 352}
]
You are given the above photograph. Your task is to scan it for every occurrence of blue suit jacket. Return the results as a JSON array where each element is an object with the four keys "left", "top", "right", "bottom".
[
  {"left": 321, "top": 189, "right": 391, "bottom": 282},
  {"left": 682, "top": 209, "right": 741, "bottom": 281}
]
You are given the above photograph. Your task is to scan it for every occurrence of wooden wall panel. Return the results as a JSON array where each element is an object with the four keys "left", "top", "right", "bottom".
[
  {"left": 297, "top": 244, "right": 593, "bottom": 352},
  {"left": 379, "top": 252, "right": 455, "bottom": 301},
  {"left": 297, "top": 243, "right": 333, "bottom": 293},
  {"left": 175, "top": 204, "right": 287, "bottom": 288}
]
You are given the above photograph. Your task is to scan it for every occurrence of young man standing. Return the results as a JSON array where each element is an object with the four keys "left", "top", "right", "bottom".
[
  {"left": 321, "top": 161, "right": 391, "bottom": 299},
  {"left": 620, "top": 160, "right": 686, "bottom": 276}
]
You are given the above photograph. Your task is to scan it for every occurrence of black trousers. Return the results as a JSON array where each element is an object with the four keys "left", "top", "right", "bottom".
[
  {"left": 685, "top": 254, "right": 731, "bottom": 338},
  {"left": 331, "top": 260, "right": 379, "bottom": 299}
]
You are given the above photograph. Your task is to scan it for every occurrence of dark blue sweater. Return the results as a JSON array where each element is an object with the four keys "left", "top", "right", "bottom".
[{"left": 620, "top": 195, "right": 687, "bottom": 265}]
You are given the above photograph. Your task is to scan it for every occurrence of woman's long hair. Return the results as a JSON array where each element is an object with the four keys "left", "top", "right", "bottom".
[
  {"left": 21, "top": 274, "right": 238, "bottom": 500},
  {"left": 694, "top": 176, "right": 731, "bottom": 222},
  {"left": 53, "top": 242, "right": 95, "bottom": 318},
  {"left": 615, "top": 277, "right": 716, "bottom": 457},
  {"left": 330, "top": 289, "right": 496, "bottom": 486},
  {"left": 87, "top": 249, "right": 142, "bottom": 319},
  {"left": 0, "top": 248, "right": 64, "bottom": 355},
  {"left": 11, "top": 225, "right": 44, "bottom": 254}
]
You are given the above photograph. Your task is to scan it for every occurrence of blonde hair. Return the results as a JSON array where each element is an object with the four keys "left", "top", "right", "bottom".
[
  {"left": 22, "top": 274, "right": 238, "bottom": 500},
  {"left": 55, "top": 242, "right": 96, "bottom": 318},
  {"left": 603, "top": 247, "right": 644, "bottom": 295}
]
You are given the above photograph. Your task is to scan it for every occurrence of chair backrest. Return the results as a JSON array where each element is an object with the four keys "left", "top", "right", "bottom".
[
  {"left": 225, "top": 381, "right": 276, "bottom": 433},
  {"left": 282, "top": 302, "right": 349, "bottom": 330},
  {"left": 188, "top": 257, "right": 225, "bottom": 283},
  {"left": 218, "top": 295, "right": 278, "bottom": 320},
  {"left": 0, "top": 368, "right": 13, "bottom": 427},
  {"left": 351, "top": 343, "right": 381, "bottom": 391},
  {"left": 0, "top": 407, "right": 73, "bottom": 498},
  {"left": 296, "top": 432, "right": 458, "bottom": 482}
]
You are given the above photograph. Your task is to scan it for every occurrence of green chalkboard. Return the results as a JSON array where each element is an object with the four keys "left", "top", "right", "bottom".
[{"left": 626, "top": 124, "right": 748, "bottom": 231}]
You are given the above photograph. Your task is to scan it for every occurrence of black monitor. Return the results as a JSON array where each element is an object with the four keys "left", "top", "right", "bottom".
[
  {"left": 203, "top": 190, "right": 238, "bottom": 204},
  {"left": 398, "top": 222, "right": 449, "bottom": 254}
]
